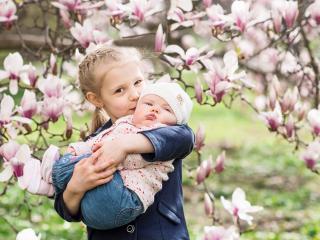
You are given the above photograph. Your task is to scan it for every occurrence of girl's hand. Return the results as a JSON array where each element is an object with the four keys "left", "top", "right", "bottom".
[
  {"left": 66, "top": 154, "right": 117, "bottom": 194},
  {"left": 92, "top": 137, "right": 128, "bottom": 170}
]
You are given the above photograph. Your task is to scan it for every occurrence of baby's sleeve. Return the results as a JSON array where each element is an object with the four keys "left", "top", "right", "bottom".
[
  {"left": 68, "top": 142, "right": 92, "bottom": 155},
  {"left": 140, "top": 124, "right": 195, "bottom": 162}
]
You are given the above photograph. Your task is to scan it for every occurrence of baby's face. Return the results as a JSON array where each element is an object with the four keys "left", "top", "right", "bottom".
[{"left": 132, "top": 94, "right": 177, "bottom": 127}]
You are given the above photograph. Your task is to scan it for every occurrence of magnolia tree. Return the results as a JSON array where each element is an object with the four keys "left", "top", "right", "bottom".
[{"left": 0, "top": 0, "right": 320, "bottom": 239}]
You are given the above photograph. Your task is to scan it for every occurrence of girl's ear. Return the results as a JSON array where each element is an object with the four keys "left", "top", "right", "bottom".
[{"left": 86, "top": 92, "right": 103, "bottom": 108}]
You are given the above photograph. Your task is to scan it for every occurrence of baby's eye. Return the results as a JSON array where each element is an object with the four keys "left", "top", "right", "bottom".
[
  {"left": 115, "top": 88, "right": 124, "bottom": 94},
  {"left": 145, "top": 102, "right": 153, "bottom": 106},
  {"left": 165, "top": 108, "right": 172, "bottom": 112}
]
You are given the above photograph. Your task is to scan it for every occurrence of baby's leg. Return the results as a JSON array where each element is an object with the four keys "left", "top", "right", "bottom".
[
  {"left": 52, "top": 153, "right": 91, "bottom": 194},
  {"left": 81, "top": 171, "right": 144, "bottom": 230}
]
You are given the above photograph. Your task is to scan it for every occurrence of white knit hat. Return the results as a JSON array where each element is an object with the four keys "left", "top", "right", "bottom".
[{"left": 140, "top": 82, "right": 193, "bottom": 124}]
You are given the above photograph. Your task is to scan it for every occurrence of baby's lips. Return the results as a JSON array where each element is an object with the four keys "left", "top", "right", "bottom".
[{"left": 145, "top": 113, "right": 156, "bottom": 121}]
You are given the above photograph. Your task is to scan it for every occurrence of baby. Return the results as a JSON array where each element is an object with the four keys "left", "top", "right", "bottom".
[{"left": 52, "top": 82, "right": 193, "bottom": 229}]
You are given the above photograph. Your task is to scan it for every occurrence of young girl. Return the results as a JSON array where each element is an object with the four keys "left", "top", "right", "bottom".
[
  {"left": 54, "top": 45, "right": 194, "bottom": 240},
  {"left": 52, "top": 82, "right": 193, "bottom": 230}
]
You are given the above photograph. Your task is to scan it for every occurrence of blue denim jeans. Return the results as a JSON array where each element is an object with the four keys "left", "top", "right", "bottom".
[{"left": 52, "top": 153, "right": 144, "bottom": 230}]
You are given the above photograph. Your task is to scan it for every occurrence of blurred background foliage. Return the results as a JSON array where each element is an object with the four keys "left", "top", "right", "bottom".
[{"left": 1, "top": 99, "right": 320, "bottom": 239}]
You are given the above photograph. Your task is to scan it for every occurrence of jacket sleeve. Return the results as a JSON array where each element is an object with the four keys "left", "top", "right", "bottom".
[
  {"left": 140, "top": 124, "right": 195, "bottom": 162},
  {"left": 54, "top": 192, "right": 82, "bottom": 222}
]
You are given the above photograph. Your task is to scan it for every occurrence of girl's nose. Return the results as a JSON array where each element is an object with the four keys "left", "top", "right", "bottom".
[{"left": 129, "top": 88, "right": 139, "bottom": 101}]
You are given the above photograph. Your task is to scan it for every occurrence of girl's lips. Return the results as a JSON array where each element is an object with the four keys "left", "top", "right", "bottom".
[{"left": 145, "top": 113, "right": 156, "bottom": 121}]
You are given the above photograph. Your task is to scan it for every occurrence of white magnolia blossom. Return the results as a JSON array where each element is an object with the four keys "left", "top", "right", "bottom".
[{"left": 221, "top": 188, "right": 263, "bottom": 225}]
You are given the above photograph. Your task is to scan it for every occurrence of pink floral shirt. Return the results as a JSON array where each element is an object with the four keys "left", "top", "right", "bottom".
[{"left": 68, "top": 115, "right": 174, "bottom": 211}]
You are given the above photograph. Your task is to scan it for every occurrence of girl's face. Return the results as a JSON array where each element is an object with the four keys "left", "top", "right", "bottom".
[
  {"left": 96, "top": 61, "right": 145, "bottom": 122},
  {"left": 132, "top": 94, "right": 177, "bottom": 127}
]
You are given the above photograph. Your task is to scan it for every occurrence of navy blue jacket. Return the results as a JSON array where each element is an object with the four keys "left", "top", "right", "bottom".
[{"left": 54, "top": 120, "right": 195, "bottom": 240}]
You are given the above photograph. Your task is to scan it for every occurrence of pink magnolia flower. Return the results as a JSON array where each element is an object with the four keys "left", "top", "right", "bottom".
[
  {"left": 0, "top": 0, "right": 18, "bottom": 27},
  {"left": 0, "top": 52, "right": 25, "bottom": 95},
  {"left": 70, "top": 19, "right": 95, "bottom": 48},
  {"left": 282, "top": 1, "right": 298, "bottom": 29},
  {"left": 221, "top": 188, "right": 263, "bottom": 225},
  {"left": 105, "top": 0, "right": 129, "bottom": 22},
  {"left": 214, "top": 151, "right": 225, "bottom": 174},
  {"left": 194, "top": 78, "right": 203, "bottom": 104},
  {"left": 129, "top": 0, "right": 160, "bottom": 22},
  {"left": 205, "top": 70, "right": 230, "bottom": 103},
  {"left": 50, "top": 53, "right": 57, "bottom": 75},
  {"left": 51, "top": 0, "right": 82, "bottom": 11},
  {"left": 271, "top": 1, "right": 283, "bottom": 33},
  {"left": 194, "top": 124, "right": 205, "bottom": 151},
  {"left": 306, "top": 0, "right": 320, "bottom": 25},
  {"left": 40, "top": 145, "right": 60, "bottom": 183},
  {"left": 260, "top": 103, "right": 283, "bottom": 132},
  {"left": 59, "top": 9, "right": 72, "bottom": 28},
  {"left": 164, "top": 45, "right": 213, "bottom": 71},
  {"left": 196, "top": 165, "right": 206, "bottom": 184},
  {"left": 41, "top": 96, "right": 65, "bottom": 122},
  {"left": 167, "top": 8, "right": 205, "bottom": 31},
  {"left": 0, "top": 140, "right": 20, "bottom": 163},
  {"left": 0, "top": 143, "right": 31, "bottom": 182},
  {"left": 204, "top": 193, "right": 214, "bottom": 216},
  {"left": 205, "top": 50, "right": 247, "bottom": 101},
  {"left": 65, "top": 111, "right": 73, "bottom": 139},
  {"left": 155, "top": 24, "right": 166, "bottom": 53},
  {"left": 307, "top": 109, "right": 320, "bottom": 136},
  {"left": 280, "top": 87, "right": 299, "bottom": 114},
  {"left": 196, "top": 156, "right": 213, "bottom": 184},
  {"left": 294, "top": 102, "right": 308, "bottom": 122},
  {"left": 204, "top": 225, "right": 239, "bottom": 240},
  {"left": 18, "top": 90, "right": 38, "bottom": 119},
  {"left": 19, "top": 156, "right": 55, "bottom": 196},
  {"left": 285, "top": 115, "right": 295, "bottom": 138},
  {"left": 21, "top": 63, "right": 38, "bottom": 87},
  {"left": 271, "top": 75, "right": 282, "bottom": 96},
  {"left": 231, "top": 0, "right": 251, "bottom": 32},
  {"left": 0, "top": 94, "right": 31, "bottom": 127},
  {"left": 300, "top": 141, "right": 320, "bottom": 171},
  {"left": 51, "top": 0, "right": 104, "bottom": 12},
  {"left": 38, "top": 74, "right": 63, "bottom": 98},
  {"left": 268, "top": 86, "right": 277, "bottom": 110},
  {"left": 16, "top": 228, "right": 41, "bottom": 240},
  {"left": 206, "top": 4, "right": 226, "bottom": 29},
  {"left": 258, "top": 48, "right": 279, "bottom": 73}
]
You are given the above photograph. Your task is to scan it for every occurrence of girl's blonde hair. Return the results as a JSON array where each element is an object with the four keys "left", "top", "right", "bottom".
[{"left": 78, "top": 45, "right": 142, "bottom": 134}]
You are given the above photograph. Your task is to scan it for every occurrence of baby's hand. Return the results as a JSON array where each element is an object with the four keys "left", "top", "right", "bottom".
[{"left": 66, "top": 146, "right": 76, "bottom": 155}]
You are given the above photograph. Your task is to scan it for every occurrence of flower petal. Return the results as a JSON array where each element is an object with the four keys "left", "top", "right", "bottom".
[{"left": 0, "top": 164, "right": 13, "bottom": 182}]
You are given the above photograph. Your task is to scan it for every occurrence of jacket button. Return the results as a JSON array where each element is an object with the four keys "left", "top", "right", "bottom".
[{"left": 126, "top": 224, "right": 135, "bottom": 233}]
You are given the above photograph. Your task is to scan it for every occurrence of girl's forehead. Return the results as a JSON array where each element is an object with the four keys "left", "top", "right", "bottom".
[{"left": 100, "top": 61, "right": 144, "bottom": 87}]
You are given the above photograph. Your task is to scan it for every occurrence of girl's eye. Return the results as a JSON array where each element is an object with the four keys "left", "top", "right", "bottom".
[{"left": 135, "top": 80, "right": 142, "bottom": 85}]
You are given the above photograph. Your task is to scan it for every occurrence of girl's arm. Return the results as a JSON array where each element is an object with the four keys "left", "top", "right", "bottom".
[
  {"left": 139, "top": 124, "right": 195, "bottom": 162},
  {"left": 94, "top": 124, "right": 194, "bottom": 167}
]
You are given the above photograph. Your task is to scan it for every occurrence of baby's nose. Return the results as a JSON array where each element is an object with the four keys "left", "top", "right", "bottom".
[{"left": 151, "top": 107, "right": 159, "bottom": 113}]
